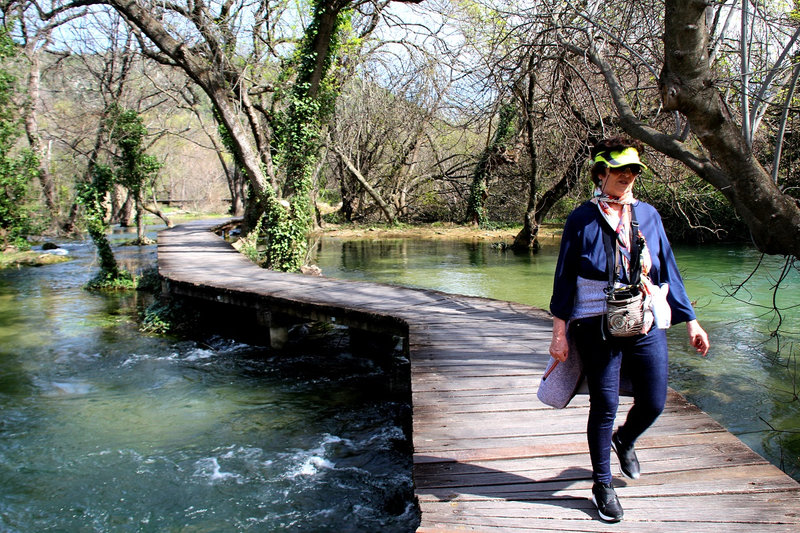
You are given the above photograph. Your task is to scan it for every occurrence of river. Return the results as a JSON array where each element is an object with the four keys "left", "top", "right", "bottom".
[
  {"left": 1, "top": 227, "right": 797, "bottom": 532},
  {"left": 0, "top": 229, "right": 418, "bottom": 532}
]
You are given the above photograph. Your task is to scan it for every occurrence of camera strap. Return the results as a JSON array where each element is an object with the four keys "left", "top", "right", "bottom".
[{"left": 603, "top": 205, "right": 642, "bottom": 293}]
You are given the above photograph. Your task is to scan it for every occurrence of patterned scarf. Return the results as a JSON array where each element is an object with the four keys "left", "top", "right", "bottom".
[{"left": 590, "top": 187, "right": 652, "bottom": 279}]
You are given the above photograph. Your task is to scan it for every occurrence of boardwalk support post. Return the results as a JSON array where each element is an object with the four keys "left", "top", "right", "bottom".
[{"left": 256, "top": 308, "right": 292, "bottom": 349}]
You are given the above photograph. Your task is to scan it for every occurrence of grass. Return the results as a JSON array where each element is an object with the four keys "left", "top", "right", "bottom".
[{"left": 311, "top": 221, "right": 563, "bottom": 242}]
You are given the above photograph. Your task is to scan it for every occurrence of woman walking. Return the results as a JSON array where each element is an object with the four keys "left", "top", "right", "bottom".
[{"left": 548, "top": 137, "right": 710, "bottom": 522}]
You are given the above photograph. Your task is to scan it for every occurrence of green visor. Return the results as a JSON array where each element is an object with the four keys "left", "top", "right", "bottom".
[{"left": 593, "top": 147, "right": 647, "bottom": 170}]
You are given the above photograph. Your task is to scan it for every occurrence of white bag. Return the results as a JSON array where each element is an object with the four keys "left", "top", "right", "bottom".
[{"left": 649, "top": 282, "right": 672, "bottom": 329}]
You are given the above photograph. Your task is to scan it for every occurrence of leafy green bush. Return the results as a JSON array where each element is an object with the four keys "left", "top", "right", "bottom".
[
  {"left": 0, "top": 27, "right": 40, "bottom": 249},
  {"left": 135, "top": 266, "right": 162, "bottom": 292},
  {"left": 140, "top": 299, "right": 175, "bottom": 334}
]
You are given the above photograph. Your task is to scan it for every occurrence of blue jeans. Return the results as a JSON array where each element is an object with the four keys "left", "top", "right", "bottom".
[{"left": 570, "top": 316, "right": 669, "bottom": 484}]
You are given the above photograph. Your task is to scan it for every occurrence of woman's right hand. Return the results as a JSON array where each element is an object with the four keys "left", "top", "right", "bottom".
[{"left": 549, "top": 317, "right": 569, "bottom": 362}]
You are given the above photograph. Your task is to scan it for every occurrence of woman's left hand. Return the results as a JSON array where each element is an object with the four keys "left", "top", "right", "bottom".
[{"left": 686, "top": 319, "right": 710, "bottom": 356}]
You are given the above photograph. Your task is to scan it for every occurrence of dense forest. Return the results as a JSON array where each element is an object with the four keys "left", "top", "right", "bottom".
[{"left": 1, "top": 0, "right": 800, "bottom": 272}]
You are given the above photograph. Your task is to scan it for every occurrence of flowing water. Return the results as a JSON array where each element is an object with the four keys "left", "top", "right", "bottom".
[
  {"left": 2, "top": 228, "right": 798, "bottom": 533},
  {"left": 0, "top": 230, "right": 417, "bottom": 532},
  {"left": 311, "top": 235, "right": 800, "bottom": 481}
]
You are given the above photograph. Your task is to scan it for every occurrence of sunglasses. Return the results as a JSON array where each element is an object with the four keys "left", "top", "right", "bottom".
[{"left": 610, "top": 164, "right": 643, "bottom": 176}]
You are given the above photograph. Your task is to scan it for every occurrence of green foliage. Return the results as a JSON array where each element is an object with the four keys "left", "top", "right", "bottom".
[
  {"left": 141, "top": 294, "right": 204, "bottom": 335},
  {"left": 238, "top": 214, "right": 264, "bottom": 263},
  {"left": 637, "top": 172, "right": 748, "bottom": 244},
  {"left": 0, "top": 25, "right": 40, "bottom": 249},
  {"left": 263, "top": 1, "right": 354, "bottom": 272},
  {"left": 141, "top": 303, "right": 172, "bottom": 334},
  {"left": 107, "top": 104, "right": 162, "bottom": 200},
  {"left": 262, "top": 193, "right": 311, "bottom": 271},
  {"left": 792, "top": 0, "right": 800, "bottom": 22},
  {"left": 78, "top": 106, "right": 161, "bottom": 288},
  {"left": 135, "top": 266, "right": 162, "bottom": 292},
  {"left": 85, "top": 268, "right": 136, "bottom": 291},
  {"left": 140, "top": 298, "right": 176, "bottom": 334},
  {"left": 212, "top": 107, "right": 238, "bottom": 161},
  {"left": 78, "top": 163, "right": 129, "bottom": 285}
]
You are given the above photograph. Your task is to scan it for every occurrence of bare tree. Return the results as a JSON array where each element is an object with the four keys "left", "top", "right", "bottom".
[
  {"left": 5, "top": 1, "right": 85, "bottom": 228},
  {"left": 555, "top": 0, "right": 800, "bottom": 258}
]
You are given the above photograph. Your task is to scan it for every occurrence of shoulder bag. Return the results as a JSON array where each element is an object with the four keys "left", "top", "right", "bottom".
[{"left": 603, "top": 206, "right": 646, "bottom": 337}]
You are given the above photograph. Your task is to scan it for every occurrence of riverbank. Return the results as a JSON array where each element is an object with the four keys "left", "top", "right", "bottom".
[{"left": 311, "top": 222, "right": 562, "bottom": 243}]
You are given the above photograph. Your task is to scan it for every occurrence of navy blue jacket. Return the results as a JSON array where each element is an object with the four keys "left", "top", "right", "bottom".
[{"left": 549, "top": 200, "right": 696, "bottom": 324}]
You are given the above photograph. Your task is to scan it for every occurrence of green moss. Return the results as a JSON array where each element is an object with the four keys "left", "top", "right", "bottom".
[
  {"left": 140, "top": 297, "right": 199, "bottom": 335},
  {"left": 85, "top": 269, "right": 136, "bottom": 291},
  {"left": 0, "top": 250, "right": 71, "bottom": 269}
]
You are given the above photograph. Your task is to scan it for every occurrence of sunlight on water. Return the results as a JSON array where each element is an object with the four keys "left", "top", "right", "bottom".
[
  {"left": 313, "top": 236, "right": 800, "bottom": 480},
  {"left": 0, "top": 233, "right": 417, "bottom": 532}
]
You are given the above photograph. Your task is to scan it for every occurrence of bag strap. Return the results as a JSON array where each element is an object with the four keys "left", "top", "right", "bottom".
[
  {"left": 603, "top": 205, "right": 643, "bottom": 292},
  {"left": 603, "top": 230, "right": 617, "bottom": 293},
  {"left": 628, "top": 206, "right": 643, "bottom": 286}
]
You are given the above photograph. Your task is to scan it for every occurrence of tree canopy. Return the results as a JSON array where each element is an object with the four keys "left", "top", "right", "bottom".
[{"left": 1, "top": 0, "right": 799, "bottom": 261}]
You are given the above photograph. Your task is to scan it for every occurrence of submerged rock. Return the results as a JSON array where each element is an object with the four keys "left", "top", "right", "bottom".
[{"left": 301, "top": 264, "right": 322, "bottom": 276}]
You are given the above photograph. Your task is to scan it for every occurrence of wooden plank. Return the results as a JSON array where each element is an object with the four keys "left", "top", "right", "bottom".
[{"left": 157, "top": 219, "right": 800, "bottom": 532}]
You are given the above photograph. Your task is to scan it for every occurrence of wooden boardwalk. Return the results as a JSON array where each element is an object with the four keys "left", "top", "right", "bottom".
[{"left": 158, "top": 219, "right": 800, "bottom": 532}]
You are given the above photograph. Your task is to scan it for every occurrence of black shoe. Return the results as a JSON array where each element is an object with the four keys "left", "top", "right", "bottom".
[
  {"left": 592, "top": 482, "right": 624, "bottom": 522},
  {"left": 612, "top": 431, "right": 641, "bottom": 480}
]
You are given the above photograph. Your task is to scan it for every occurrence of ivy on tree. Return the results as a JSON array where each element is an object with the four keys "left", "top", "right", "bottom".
[
  {"left": 77, "top": 163, "right": 132, "bottom": 289},
  {"left": 78, "top": 105, "right": 160, "bottom": 289},
  {"left": 108, "top": 104, "right": 162, "bottom": 244},
  {"left": 0, "top": 25, "right": 40, "bottom": 250},
  {"left": 465, "top": 103, "right": 518, "bottom": 228},
  {"left": 253, "top": 0, "right": 353, "bottom": 272}
]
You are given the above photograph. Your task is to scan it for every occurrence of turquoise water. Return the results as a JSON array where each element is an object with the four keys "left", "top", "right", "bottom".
[
  {"left": 2, "top": 226, "right": 797, "bottom": 532},
  {"left": 312, "top": 236, "right": 800, "bottom": 480},
  {"left": 0, "top": 231, "right": 417, "bottom": 532}
]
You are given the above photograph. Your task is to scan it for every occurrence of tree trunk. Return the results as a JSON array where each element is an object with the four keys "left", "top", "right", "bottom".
[
  {"left": 512, "top": 71, "right": 539, "bottom": 250},
  {"left": 142, "top": 189, "right": 172, "bottom": 228},
  {"left": 101, "top": 0, "right": 271, "bottom": 223},
  {"left": 334, "top": 147, "right": 395, "bottom": 223},
  {"left": 339, "top": 160, "right": 356, "bottom": 222},
  {"left": 116, "top": 189, "right": 134, "bottom": 227},
  {"left": 24, "top": 47, "right": 58, "bottom": 220},
  {"left": 281, "top": 1, "right": 346, "bottom": 200},
  {"left": 135, "top": 196, "right": 146, "bottom": 242},
  {"left": 513, "top": 141, "right": 590, "bottom": 251},
  {"left": 465, "top": 103, "right": 518, "bottom": 227},
  {"left": 657, "top": 0, "right": 800, "bottom": 257},
  {"left": 62, "top": 202, "right": 80, "bottom": 236},
  {"left": 228, "top": 163, "right": 246, "bottom": 216}
]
